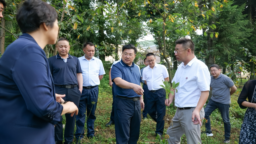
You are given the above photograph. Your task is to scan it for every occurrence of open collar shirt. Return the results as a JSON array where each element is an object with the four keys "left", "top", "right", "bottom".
[
  {"left": 78, "top": 56, "right": 105, "bottom": 87},
  {"left": 142, "top": 63, "right": 169, "bottom": 90},
  {"left": 172, "top": 57, "right": 210, "bottom": 107}
]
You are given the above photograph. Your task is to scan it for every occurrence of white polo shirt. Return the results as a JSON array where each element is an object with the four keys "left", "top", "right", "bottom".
[
  {"left": 79, "top": 56, "right": 105, "bottom": 86},
  {"left": 142, "top": 63, "right": 169, "bottom": 90},
  {"left": 172, "top": 57, "right": 210, "bottom": 108}
]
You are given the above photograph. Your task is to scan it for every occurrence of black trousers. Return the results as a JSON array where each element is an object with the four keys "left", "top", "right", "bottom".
[{"left": 55, "top": 86, "right": 81, "bottom": 143}]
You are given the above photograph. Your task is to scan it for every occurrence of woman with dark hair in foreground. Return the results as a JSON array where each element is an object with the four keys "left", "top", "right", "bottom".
[
  {"left": 237, "top": 80, "right": 256, "bottom": 144},
  {"left": 0, "top": 0, "right": 78, "bottom": 143}
]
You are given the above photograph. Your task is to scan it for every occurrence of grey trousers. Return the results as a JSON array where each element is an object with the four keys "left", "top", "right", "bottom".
[{"left": 167, "top": 107, "right": 205, "bottom": 144}]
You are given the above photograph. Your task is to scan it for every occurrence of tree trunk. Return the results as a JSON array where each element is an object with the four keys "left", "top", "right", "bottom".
[
  {"left": 0, "top": 19, "right": 5, "bottom": 56},
  {"left": 250, "top": 62, "right": 255, "bottom": 80},
  {"left": 231, "top": 63, "right": 236, "bottom": 81},
  {"left": 222, "top": 65, "right": 226, "bottom": 74},
  {"left": 54, "top": 0, "right": 66, "bottom": 55}
]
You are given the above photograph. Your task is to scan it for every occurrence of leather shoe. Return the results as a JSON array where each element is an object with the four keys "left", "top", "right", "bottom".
[
  {"left": 64, "top": 142, "right": 72, "bottom": 144},
  {"left": 56, "top": 141, "right": 63, "bottom": 144},
  {"left": 105, "top": 120, "right": 114, "bottom": 127}
]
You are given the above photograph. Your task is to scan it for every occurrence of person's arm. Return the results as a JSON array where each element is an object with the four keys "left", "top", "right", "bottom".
[
  {"left": 163, "top": 66, "right": 169, "bottom": 82},
  {"left": 241, "top": 101, "right": 256, "bottom": 109},
  {"left": 109, "top": 68, "right": 113, "bottom": 86},
  {"left": 77, "top": 73, "right": 83, "bottom": 93},
  {"left": 114, "top": 77, "right": 143, "bottom": 95},
  {"left": 230, "top": 85, "right": 237, "bottom": 95},
  {"left": 99, "top": 60, "right": 105, "bottom": 81},
  {"left": 192, "top": 91, "right": 209, "bottom": 126},
  {"left": 238, "top": 81, "right": 251, "bottom": 109},
  {"left": 165, "top": 89, "right": 175, "bottom": 106},
  {"left": 192, "top": 66, "right": 211, "bottom": 126},
  {"left": 99, "top": 75, "right": 104, "bottom": 80},
  {"left": 76, "top": 59, "right": 83, "bottom": 93},
  {"left": 12, "top": 50, "right": 78, "bottom": 124}
]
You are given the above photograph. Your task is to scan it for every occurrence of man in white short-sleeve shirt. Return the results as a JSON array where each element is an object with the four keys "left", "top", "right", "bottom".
[
  {"left": 165, "top": 38, "right": 210, "bottom": 144},
  {"left": 75, "top": 42, "right": 105, "bottom": 141},
  {"left": 142, "top": 53, "right": 169, "bottom": 138}
]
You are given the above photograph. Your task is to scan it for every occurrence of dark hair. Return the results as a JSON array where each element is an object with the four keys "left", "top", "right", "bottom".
[
  {"left": 210, "top": 64, "right": 221, "bottom": 69},
  {"left": 16, "top": 0, "right": 58, "bottom": 33},
  {"left": 57, "top": 37, "right": 69, "bottom": 43},
  {"left": 144, "top": 58, "right": 147, "bottom": 62},
  {"left": 83, "top": 42, "right": 95, "bottom": 49},
  {"left": 146, "top": 52, "right": 155, "bottom": 58},
  {"left": 0, "top": 0, "right": 6, "bottom": 7},
  {"left": 122, "top": 44, "right": 137, "bottom": 54},
  {"left": 175, "top": 38, "right": 195, "bottom": 52}
]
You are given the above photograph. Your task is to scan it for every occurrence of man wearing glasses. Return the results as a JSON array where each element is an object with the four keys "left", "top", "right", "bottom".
[
  {"left": 142, "top": 53, "right": 169, "bottom": 139},
  {"left": 166, "top": 38, "right": 210, "bottom": 144}
]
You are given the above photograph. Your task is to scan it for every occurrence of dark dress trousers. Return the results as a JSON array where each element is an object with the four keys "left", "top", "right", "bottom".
[{"left": 0, "top": 33, "right": 63, "bottom": 144}]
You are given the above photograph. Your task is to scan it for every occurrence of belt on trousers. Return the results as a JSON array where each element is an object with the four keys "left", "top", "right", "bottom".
[
  {"left": 116, "top": 96, "right": 140, "bottom": 101},
  {"left": 149, "top": 88, "right": 163, "bottom": 92},
  {"left": 55, "top": 85, "right": 77, "bottom": 88},
  {"left": 177, "top": 107, "right": 193, "bottom": 110},
  {"left": 83, "top": 85, "right": 97, "bottom": 89}
]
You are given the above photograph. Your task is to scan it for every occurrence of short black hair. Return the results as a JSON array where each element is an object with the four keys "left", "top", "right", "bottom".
[
  {"left": 83, "top": 42, "right": 95, "bottom": 49},
  {"left": 175, "top": 38, "right": 195, "bottom": 52},
  {"left": 122, "top": 44, "right": 137, "bottom": 54},
  {"left": 16, "top": 0, "right": 58, "bottom": 33},
  {"left": 210, "top": 64, "right": 221, "bottom": 69},
  {"left": 57, "top": 37, "right": 69, "bottom": 44},
  {"left": 0, "top": 0, "right": 6, "bottom": 7},
  {"left": 144, "top": 58, "right": 147, "bottom": 62},
  {"left": 146, "top": 53, "right": 155, "bottom": 58}
]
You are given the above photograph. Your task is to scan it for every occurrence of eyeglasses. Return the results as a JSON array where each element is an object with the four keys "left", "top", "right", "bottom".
[
  {"left": 147, "top": 59, "right": 154, "bottom": 63},
  {"left": 174, "top": 49, "right": 186, "bottom": 54}
]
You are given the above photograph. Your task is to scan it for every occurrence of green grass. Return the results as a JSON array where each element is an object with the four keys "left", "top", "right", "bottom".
[{"left": 64, "top": 65, "right": 247, "bottom": 143}]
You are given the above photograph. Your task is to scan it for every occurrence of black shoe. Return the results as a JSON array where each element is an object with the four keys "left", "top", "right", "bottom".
[
  {"left": 87, "top": 135, "right": 94, "bottom": 139},
  {"left": 56, "top": 141, "right": 63, "bottom": 144},
  {"left": 64, "top": 142, "right": 72, "bottom": 144},
  {"left": 105, "top": 120, "right": 114, "bottom": 127}
]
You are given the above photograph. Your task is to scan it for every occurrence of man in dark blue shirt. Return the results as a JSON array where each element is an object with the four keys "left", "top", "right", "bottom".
[
  {"left": 111, "top": 44, "right": 144, "bottom": 144},
  {"left": 48, "top": 38, "right": 83, "bottom": 144}
]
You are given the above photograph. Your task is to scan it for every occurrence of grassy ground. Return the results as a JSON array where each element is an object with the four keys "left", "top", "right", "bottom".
[
  {"left": 74, "top": 86, "right": 245, "bottom": 144},
  {"left": 66, "top": 64, "right": 247, "bottom": 144}
]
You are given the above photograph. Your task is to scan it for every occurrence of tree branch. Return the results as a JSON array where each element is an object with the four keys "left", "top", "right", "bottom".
[{"left": 0, "top": 25, "right": 18, "bottom": 39}]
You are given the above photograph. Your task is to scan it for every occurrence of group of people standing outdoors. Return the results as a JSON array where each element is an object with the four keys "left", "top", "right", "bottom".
[{"left": 0, "top": 0, "right": 256, "bottom": 144}]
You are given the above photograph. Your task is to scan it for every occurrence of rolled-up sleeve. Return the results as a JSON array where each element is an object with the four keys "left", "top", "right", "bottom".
[
  {"left": 12, "top": 50, "right": 63, "bottom": 124},
  {"left": 238, "top": 82, "right": 249, "bottom": 109},
  {"left": 197, "top": 66, "right": 211, "bottom": 91}
]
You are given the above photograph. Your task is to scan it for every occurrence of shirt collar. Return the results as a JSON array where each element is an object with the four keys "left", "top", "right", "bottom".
[
  {"left": 19, "top": 33, "right": 38, "bottom": 45},
  {"left": 82, "top": 56, "right": 95, "bottom": 61},
  {"left": 213, "top": 73, "right": 223, "bottom": 79},
  {"left": 120, "top": 59, "right": 134, "bottom": 67},
  {"left": 182, "top": 56, "right": 197, "bottom": 68},
  {"left": 56, "top": 54, "right": 72, "bottom": 59}
]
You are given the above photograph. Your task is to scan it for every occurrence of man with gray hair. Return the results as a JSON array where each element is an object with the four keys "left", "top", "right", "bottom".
[{"left": 165, "top": 38, "right": 211, "bottom": 144}]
